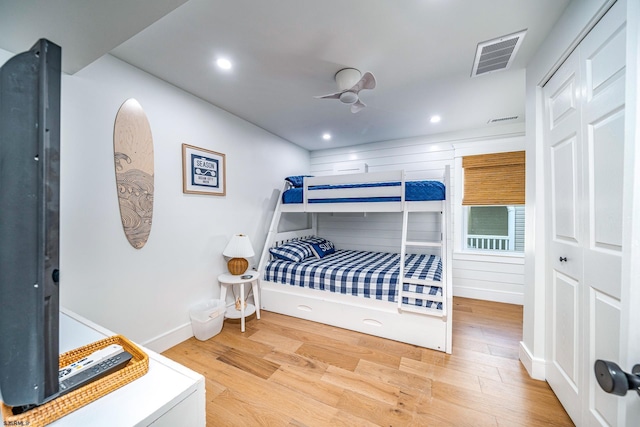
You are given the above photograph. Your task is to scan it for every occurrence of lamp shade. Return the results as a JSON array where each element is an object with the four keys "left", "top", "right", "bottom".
[
  {"left": 223, "top": 234, "right": 255, "bottom": 258},
  {"left": 223, "top": 234, "right": 254, "bottom": 275}
]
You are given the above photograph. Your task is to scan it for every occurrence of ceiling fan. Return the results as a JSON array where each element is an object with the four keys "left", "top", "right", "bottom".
[{"left": 314, "top": 68, "right": 376, "bottom": 113}]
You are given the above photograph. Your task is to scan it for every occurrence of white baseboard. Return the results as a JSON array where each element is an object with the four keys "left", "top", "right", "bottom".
[
  {"left": 141, "top": 322, "right": 194, "bottom": 353},
  {"left": 519, "top": 341, "right": 546, "bottom": 380},
  {"left": 453, "top": 286, "right": 523, "bottom": 305}
]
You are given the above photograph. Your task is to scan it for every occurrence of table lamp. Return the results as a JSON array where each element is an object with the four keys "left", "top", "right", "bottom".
[{"left": 223, "top": 234, "right": 255, "bottom": 275}]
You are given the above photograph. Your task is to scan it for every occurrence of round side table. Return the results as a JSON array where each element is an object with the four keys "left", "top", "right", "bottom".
[{"left": 217, "top": 270, "right": 261, "bottom": 332}]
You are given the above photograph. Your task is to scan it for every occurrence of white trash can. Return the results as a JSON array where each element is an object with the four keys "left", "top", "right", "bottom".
[{"left": 189, "top": 299, "right": 226, "bottom": 341}]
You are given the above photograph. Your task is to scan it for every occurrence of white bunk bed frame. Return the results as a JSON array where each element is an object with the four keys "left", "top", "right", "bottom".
[{"left": 257, "top": 167, "right": 453, "bottom": 353}]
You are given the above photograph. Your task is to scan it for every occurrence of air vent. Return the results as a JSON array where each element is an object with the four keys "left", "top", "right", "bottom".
[
  {"left": 471, "top": 30, "right": 527, "bottom": 77},
  {"left": 487, "top": 115, "right": 519, "bottom": 124}
]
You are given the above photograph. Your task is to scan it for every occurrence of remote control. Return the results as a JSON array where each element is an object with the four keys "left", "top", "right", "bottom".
[
  {"left": 11, "top": 351, "right": 133, "bottom": 416},
  {"left": 58, "top": 351, "right": 133, "bottom": 396},
  {"left": 58, "top": 344, "right": 124, "bottom": 382}
]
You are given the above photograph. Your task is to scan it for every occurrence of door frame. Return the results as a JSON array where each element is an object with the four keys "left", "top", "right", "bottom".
[
  {"left": 618, "top": 0, "right": 640, "bottom": 422},
  {"left": 522, "top": 0, "right": 640, "bottom": 424}
]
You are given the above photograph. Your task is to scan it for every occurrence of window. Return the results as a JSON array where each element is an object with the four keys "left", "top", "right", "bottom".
[
  {"left": 462, "top": 151, "right": 525, "bottom": 253},
  {"left": 464, "top": 206, "right": 525, "bottom": 252}
]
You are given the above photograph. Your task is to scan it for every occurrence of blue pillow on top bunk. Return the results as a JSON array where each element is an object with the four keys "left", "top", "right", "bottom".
[
  {"left": 269, "top": 240, "right": 314, "bottom": 262},
  {"left": 308, "top": 240, "right": 335, "bottom": 259},
  {"left": 285, "top": 175, "right": 313, "bottom": 188}
]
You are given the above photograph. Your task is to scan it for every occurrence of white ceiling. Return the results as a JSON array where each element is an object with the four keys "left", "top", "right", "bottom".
[{"left": 0, "top": 0, "right": 571, "bottom": 151}]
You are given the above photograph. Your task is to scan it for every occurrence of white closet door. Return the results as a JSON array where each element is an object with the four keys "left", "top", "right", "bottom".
[
  {"left": 544, "top": 46, "right": 584, "bottom": 423},
  {"left": 544, "top": 1, "right": 629, "bottom": 425},
  {"left": 580, "top": 2, "right": 626, "bottom": 425}
]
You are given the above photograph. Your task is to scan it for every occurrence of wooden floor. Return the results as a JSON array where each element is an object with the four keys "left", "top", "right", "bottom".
[{"left": 162, "top": 297, "right": 573, "bottom": 426}]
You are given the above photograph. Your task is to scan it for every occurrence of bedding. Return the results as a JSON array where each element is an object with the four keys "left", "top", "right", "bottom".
[
  {"left": 309, "top": 240, "right": 336, "bottom": 259},
  {"left": 282, "top": 180, "right": 445, "bottom": 204},
  {"left": 285, "top": 175, "right": 313, "bottom": 187},
  {"left": 264, "top": 248, "right": 443, "bottom": 309},
  {"left": 269, "top": 239, "right": 315, "bottom": 262},
  {"left": 268, "top": 236, "right": 334, "bottom": 262}
]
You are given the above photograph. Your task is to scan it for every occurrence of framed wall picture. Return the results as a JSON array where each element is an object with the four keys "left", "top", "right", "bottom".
[{"left": 182, "top": 143, "right": 226, "bottom": 196}]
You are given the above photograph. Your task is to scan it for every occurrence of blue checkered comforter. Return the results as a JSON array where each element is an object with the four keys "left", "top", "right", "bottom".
[{"left": 264, "top": 249, "right": 443, "bottom": 310}]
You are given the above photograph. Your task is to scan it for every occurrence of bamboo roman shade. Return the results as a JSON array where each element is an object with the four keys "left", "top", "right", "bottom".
[{"left": 462, "top": 151, "right": 525, "bottom": 205}]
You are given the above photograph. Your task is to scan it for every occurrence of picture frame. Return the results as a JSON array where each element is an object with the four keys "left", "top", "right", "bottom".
[{"left": 182, "top": 143, "right": 226, "bottom": 196}]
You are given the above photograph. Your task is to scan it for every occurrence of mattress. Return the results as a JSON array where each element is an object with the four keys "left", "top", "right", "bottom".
[
  {"left": 282, "top": 180, "right": 445, "bottom": 204},
  {"left": 264, "top": 249, "right": 443, "bottom": 309}
]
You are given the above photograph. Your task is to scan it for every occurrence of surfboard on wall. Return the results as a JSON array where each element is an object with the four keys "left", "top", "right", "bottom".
[{"left": 113, "top": 98, "right": 154, "bottom": 249}]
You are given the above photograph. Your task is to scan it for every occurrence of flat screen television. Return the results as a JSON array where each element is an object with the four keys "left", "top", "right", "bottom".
[{"left": 0, "top": 39, "right": 61, "bottom": 409}]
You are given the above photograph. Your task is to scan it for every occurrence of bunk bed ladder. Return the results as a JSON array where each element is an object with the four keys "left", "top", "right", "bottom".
[{"left": 397, "top": 208, "right": 446, "bottom": 318}]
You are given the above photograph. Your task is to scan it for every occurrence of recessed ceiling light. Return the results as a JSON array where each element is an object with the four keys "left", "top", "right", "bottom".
[
  {"left": 430, "top": 115, "right": 441, "bottom": 124},
  {"left": 216, "top": 58, "right": 232, "bottom": 70},
  {"left": 322, "top": 133, "right": 332, "bottom": 140}
]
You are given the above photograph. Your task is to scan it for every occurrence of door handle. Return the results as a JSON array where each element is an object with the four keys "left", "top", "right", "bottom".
[
  {"left": 594, "top": 359, "right": 640, "bottom": 397},
  {"left": 559, "top": 257, "right": 567, "bottom": 262}
]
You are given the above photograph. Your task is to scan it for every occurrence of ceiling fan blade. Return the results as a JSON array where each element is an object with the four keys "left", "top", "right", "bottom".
[
  {"left": 313, "top": 91, "right": 343, "bottom": 100},
  {"left": 351, "top": 99, "right": 366, "bottom": 113},
  {"left": 350, "top": 72, "right": 376, "bottom": 93}
]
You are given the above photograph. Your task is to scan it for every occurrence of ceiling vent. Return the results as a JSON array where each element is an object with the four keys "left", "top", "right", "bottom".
[
  {"left": 471, "top": 30, "right": 527, "bottom": 77},
  {"left": 487, "top": 115, "right": 519, "bottom": 124}
]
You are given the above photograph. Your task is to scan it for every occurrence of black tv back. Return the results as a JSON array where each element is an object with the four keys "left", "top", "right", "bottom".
[{"left": 0, "top": 39, "right": 61, "bottom": 407}]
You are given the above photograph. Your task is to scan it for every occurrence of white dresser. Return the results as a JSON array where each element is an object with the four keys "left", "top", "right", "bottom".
[{"left": 46, "top": 308, "right": 205, "bottom": 426}]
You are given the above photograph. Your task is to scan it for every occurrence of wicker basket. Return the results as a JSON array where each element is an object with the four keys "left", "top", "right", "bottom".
[{"left": 1, "top": 334, "right": 149, "bottom": 427}]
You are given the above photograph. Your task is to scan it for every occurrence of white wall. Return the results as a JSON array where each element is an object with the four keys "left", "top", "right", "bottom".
[
  {"left": 310, "top": 124, "right": 526, "bottom": 305},
  {"left": 0, "top": 48, "right": 310, "bottom": 352},
  {"left": 452, "top": 134, "right": 525, "bottom": 305},
  {"left": 0, "top": 48, "right": 10, "bottom": 64},
  {"left": 317, "top": 211, "right": 442, "bottom": 256}
]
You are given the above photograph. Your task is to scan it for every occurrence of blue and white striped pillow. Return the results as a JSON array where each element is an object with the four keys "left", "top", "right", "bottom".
[{"left": 269, "top": 240, "right": 313, "bottom": 262}]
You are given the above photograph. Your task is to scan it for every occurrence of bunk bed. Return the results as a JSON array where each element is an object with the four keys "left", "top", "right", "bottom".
[{"left": 257, "top": 168, "right": 453, "bottom": 353}]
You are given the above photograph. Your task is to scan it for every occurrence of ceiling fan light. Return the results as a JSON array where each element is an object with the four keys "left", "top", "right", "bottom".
[
  {"left": 339, "top": 91, "right": 358, "bottom": 105},
  {"left": 216, "top": 58, "right": 232, "bottom": 70},
  {"left": 335, "top": 68, "right": 362, "bottom": 91}
]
